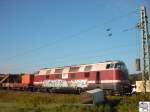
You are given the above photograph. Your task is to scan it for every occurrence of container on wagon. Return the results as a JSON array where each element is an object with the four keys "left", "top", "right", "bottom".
[{"left": 21, "top": 74, "right": 34, "bottom": 84}]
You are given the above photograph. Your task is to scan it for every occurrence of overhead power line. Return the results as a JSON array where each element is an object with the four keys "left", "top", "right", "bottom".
[
  {"left": 0, "top": 43, "right": 136, "bottom": 73},
  {"left": 1, "top": 10, "right": 138, "bottom": 63}
]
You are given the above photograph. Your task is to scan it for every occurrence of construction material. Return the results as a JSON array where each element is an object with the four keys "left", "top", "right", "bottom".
[
  {"left": 80, "top": 89, "right": 104, "bottom": 104},
  {"left": 136, "top": 81, "right": 150, "bottom": 92}
]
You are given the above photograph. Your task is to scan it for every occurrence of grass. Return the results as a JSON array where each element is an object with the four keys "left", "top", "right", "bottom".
[
  {"left": 0, "top": 90, "right": 150, "bottom": 112},
  {"left": 106, "top": 93, "right": 150, "bottom": 112}
]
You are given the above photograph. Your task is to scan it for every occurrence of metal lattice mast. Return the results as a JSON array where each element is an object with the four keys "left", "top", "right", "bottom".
[{"left": 138, "top": 6, "right": 150, "bottom": 92}]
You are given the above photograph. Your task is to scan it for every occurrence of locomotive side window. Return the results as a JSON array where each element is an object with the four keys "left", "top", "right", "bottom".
[
  {"left": 70, "top": 74, "right": 76, "bottom": 79},
  {"left": 46, "top": 70, "right": 51, "bottom": 75},
  {"left": 46, "top": 75, "right": 49, "bottom": 79},
  {"left": 55, "top": 74, "right": 61, "bottom": 79},
  {"left": 69, "top": 67, "right": 79, "bottom": 72},
  {"left": 84, "top": 72, "right": 90, "bottom": 78},
  {"left": 84, "top": 66, "right": 92, "bottom": 72},
  {"left": 55, "top": 69, "right": 63, "bottom": 74}
]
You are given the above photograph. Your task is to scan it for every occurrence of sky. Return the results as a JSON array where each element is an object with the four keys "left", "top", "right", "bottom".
[{"left": 0, "top": 0, "right": 150, "bottom": 74}]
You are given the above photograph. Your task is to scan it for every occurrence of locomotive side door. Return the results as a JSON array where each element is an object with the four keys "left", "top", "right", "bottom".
[{"left": 96, "top": 72, "right": 101, "bottom": 84}]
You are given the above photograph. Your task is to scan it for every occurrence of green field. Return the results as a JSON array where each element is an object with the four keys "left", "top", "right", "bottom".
[{"left": 0, "top": 90, "right": 150, "bottom": 112}]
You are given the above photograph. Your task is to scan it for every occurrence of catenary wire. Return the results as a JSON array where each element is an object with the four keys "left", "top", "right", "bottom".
[{"left": 0, "top": 10, "right": 138, "bottom": 63}]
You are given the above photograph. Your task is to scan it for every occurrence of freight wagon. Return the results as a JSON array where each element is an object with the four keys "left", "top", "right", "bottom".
[{"left": 0, "top": 74, "right": 34, "bottom": 91}]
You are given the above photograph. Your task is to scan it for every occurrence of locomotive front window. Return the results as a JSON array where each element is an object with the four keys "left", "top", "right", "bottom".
[
  {"left": 84, "top": 66, "right": 92, "bottom": 72},
  {"left": 115, "top": 63, "right": 121, "bottom": 69},
  {"left": 115, "top": 63, "right": 126, "bottom": 70}
]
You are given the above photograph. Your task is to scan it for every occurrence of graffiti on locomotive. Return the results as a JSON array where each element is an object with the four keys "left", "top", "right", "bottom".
[{"left": 42, "top": 79, "right": 88, "bottom": 88}]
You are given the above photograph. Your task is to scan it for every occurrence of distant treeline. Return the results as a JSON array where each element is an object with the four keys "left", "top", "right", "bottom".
[{"left": 129, "top": 72, "right": 150, "bottom": 84}]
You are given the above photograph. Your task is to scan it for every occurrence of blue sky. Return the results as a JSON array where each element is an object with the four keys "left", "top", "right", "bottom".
[{"left": 0, "top": 0, "right": 150, "bottom": 74}]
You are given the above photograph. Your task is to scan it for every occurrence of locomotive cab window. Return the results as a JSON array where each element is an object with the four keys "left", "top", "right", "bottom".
[
  {"left": 106, "top": 63, "right": 114, "bottom": 69},
  {"left": 110, "top": 64, "right": 114, "bottom": 68},
  {"left": 106, "top": 64, "right": 110, "bottom": 69},
  {"left": 115, "top": 63, "right": 121, "bottom": 69}
]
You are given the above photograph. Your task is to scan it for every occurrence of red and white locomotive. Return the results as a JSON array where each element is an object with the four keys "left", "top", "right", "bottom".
[{"left": 33, "top": 60, "right": 130, "bottom": 94}]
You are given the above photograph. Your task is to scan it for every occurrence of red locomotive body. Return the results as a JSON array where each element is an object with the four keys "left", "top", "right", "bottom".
[{"left": 33, "top": 60, "right": 130, "bottom": 94}]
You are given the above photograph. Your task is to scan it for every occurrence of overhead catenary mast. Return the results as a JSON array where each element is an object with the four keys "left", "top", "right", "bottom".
[{"left": 137, "top": 6, "right": 150, "bottom": 92}]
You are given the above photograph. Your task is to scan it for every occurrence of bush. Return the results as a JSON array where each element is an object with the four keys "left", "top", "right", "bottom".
[{"left": 0, "top": 91, "right": 150, "bottom": 112}]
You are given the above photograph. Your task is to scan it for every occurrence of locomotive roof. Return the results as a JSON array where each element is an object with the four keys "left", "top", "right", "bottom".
[
  {"left": 37, "top": 60, "right": 125, "bottom": 75},
  {"left": 40, "top": 60, "right": 123, "bottom": 69}
]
